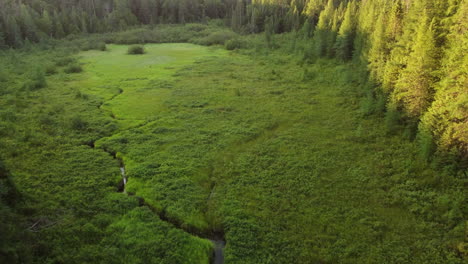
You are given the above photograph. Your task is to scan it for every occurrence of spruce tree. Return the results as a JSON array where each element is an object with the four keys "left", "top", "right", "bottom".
[
  {"left": 392, "top": 10, "right": 439, "bottom": 119},
  {"left": 334, "top": 1, "right": 356, "bottom": 61},
  {"left": 265, "top": 16, "right": 275, "bottom": 48},
  {"left": 312, "top": 0, "right": 334, "bottom": 58},
  {"left": 352, "top": 0, "right": 377, "bottom": 65},
  {"left": 53, "top": 12, "right": 65, "bottom": 38},
  {"left": 5, "top": 16, "right": 22, "bottom": 47},
  {"left": 382, "top": 0, "right": 404, "bottom": 94},
  {"left": 0, "top": 32, "right": 5, "bottom": 48},
  {"left": 19, "top": 5, "right": 40, "bottom": 42},
  {"left": 367, "top": 12, "right": 388, "bottom": 83},
  {"left": 303, "top": 0, "right": 326, "bottom": 19},
  {"left": 420, "top": 0, "right": 468, "bottom": 158},
  {"left": 39, "top": 11, "right": 53, "bottom": 37}
]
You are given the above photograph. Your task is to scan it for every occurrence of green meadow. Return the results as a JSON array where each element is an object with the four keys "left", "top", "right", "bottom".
[{"left": 0, "top": 38, "right": 464, "bottom": 263}]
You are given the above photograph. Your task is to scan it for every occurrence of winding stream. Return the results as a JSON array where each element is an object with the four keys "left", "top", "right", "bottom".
[
  {"left": 119, "top": 166, "right": 127, "bottom": 190},
  {"left": 89, "top": 66, "right": 227, "bottom": 262},
  {"left": 94, "top": 88, "right": 225, "bottom": 263},
  {"left": 211, "top": 239, "right": 225, "bottom": 264},
  {"left": 115, "top": 159, "right": 225, "bottom": 264}
]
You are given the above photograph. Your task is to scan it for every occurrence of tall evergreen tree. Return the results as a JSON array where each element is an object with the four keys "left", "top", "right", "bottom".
[
  {"left": 312, "top": 0, "right": 334, "bottom": 57},
  {"left": 53, "top": 11, "right": 65, "bottom": 38},
  {"left": 382, "top": 0, "right": 404, "bottom": 93},
  {"left": 334, "top": 1, "right": 357, "bottom": 61},
  {"left": 5, "top": 16, "right": 23, "bottom": 47},
  {"left": 39, "top": 10, "right": 53, "bottom": 36},
  {"left": 367, "top": 12, "right": 388, "bottom": 83},
  {"left": 19, "top": 5, "right": 40, "bottom": 42},
  {"left": 421, "top": 0, "right": 468, "bottom": 159},
  {"left": 392, "top": 10, "right": 439, "bottom": 119}
]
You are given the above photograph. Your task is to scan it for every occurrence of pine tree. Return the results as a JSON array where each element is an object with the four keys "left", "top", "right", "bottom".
[
  {"left": 288, "top": 0, "right": 305, "bottom": 31},
  {"left": 303, "top": 0, "right": 326, "bottom": 19},
  {"left": 381, "top": 0, "right": 404, "bottom": 94},
  {"left": 39, "top": 10, "right": 53, "bottom": 37},
  {"left": 53, "top": 12, "right": 65, "bottom": 38},
  {"left": 67, "top": 8, "right": 81, "bottom": 34},
  {"left": 0, "top": 31, "right": 5, "bottom": 48},
  {"left": 334, "top": 1, "right": 356, "bottom": 61},
  {"left": 80, "top": 12, "right": 89, "bottom": 33},
  {"left": 265, "top": 15, "right": 275, "bottom": 48},
  {"left": 231, "top": 0, "right": 245, "bottom": 31},
  {"left": 5, "top": 16, "right": 23, "bottom": 47},
  {"left": 312, "top": 0, "right": 334, "bottom": 58},
  {"left": 178, "top": 0, "right": 187, "bottom": 24},
  {"left": 420, "top": 0, "right": 468, "bottom": 159},
  {"left": 299, "top": 17, "right": 313, "bottom": 39},
  {"left": 19, "top": 5, "right": 40, "bottom": 42},
  {"left": 352, "top": 0, "right": 377, "bottom": 64},
  {"left": 392, "top": 10, "right": 439, "bottom": 119},
  {"left": 367, "top": 12, "right": 388, "bottom": 83}
]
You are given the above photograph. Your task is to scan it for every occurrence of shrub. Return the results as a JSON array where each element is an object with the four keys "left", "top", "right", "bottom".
[
  {"left": 79, "top": 39, "right": 107, "bottom": 51},
  {"left": 185, "top": 24, "right": 207, "bottom": 32},
  {"left": 0, "top": 70, "right": 6, "bottom": 82},
  {"left": 75, "top": 90, "right": 89, "bottom": 100},
  {"left": 385, "top": 108, "right": 401, "bottom": 134},
  {"left": 23, "top": 68, "right": 47, "bottom": 90},
  {"left": 69, "top": 115, "right": 88, "bottom": 131},
  {"left": 55, "top": 57, "right": 76, "bottom": 67},
  {"left": 225, "top": 39, "right": 246, "bottom": 50},
  {"left": 45, "top": 64, "right": 57, "bottom": 76},
  {"left": 64, "top": 64, "right": 83, "bottom": 74},
  {"left": 192, "top": 30, "right": 238, "bottom": 46},
  {"left": 95, "top": 41, "right": 107, "bottom": 51},
  {"left": 127, "top": 45, "right": 145, "bottom": 55},
  {"left": 360, "top": 92, "right": 376, "bottom": 116},
  {"left": 302, "top": 68, "right": 315, "bottom": 81},
  {"left": 99, "top": 42, "right": 107, "bottom": 51},
  {"left": 418, "top": 130, "right": 436, "bottom": 161}
]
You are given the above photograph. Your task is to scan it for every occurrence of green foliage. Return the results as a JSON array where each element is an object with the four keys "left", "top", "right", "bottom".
[
  {"left": 0, "top": 0, "right": 467, "bottom": 262},
  {"left": 392, "top": 11, "right": 438, "bottom": 119},
  {"left": 69, "top": 115, "right": 88, "bottom": 131},
  {"left": 55, "top": 57, "right": 76, "bottom": 67},
  {"left": 385, "top": 108, "right": 402, "bottom": 135},
  {"left": 418, "top": 129, "right": 436, "bottom": 161},
  {"left": 192, "top": 30, "right": 238, "bottom": 46},
  {"left": 334, "top": 1, "right": 357, "bottom": 61},
  {"left": 420, "top": 0, "right": 468, "bottom": 160},
  {"left": 23, "top": 67, "right": 47, "bottom": 90},
  {"left": 81, "top": 40, "right": 107, "bottom": 51},
  {"left": 224, "top": 38, "right": 246, "bottom": 50},
  {"left": 264, "top": 16, "right": 275, "bottom": 48},
  {"left": 64, "top": 64, "right": 83, "bottom": 73},
  {"left": 0, "top": 67, "right": 7, "bottom": 83},
  {"left": 45, "top": 64, "right": 58, "bottom": 75},
  {"left": 312, "top": 0, "right": 335, "bottom": 57},
  {"left": 127, "top": 45, "right": 146, "bottom": 55}
]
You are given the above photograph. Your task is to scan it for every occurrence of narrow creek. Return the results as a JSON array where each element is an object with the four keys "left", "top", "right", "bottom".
[
  {"left": 93, "top": 91, "right": 225, "bottom": 263},
  {"left": 115, "top": 156, "right": 225, "bottom": 264}
]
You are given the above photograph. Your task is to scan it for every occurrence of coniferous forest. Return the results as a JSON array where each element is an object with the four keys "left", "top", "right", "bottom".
[{"left": 0, "top": 0, "right": 467, "bottom": 263}]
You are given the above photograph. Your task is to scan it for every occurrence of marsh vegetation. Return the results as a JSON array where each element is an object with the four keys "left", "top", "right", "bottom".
[{"left": 0, "top": 1, "right": 466, "bottom": 264}]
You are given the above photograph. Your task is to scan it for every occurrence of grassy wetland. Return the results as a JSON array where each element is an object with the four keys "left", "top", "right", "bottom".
[{"left": 0, "top": 1, "right": 467, "bottom": 264}]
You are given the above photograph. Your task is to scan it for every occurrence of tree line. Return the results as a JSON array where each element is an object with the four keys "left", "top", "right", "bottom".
[
  {"left": 0, "top": 0, "right": 466, "bottom": 164},
  {"left": 299, "top": 0, "right": 467, "bottom": 165}
]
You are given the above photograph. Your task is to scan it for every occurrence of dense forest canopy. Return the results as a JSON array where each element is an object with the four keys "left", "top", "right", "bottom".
[{"left": 0, "top": 0, "right": 467, "bottom": 263}]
